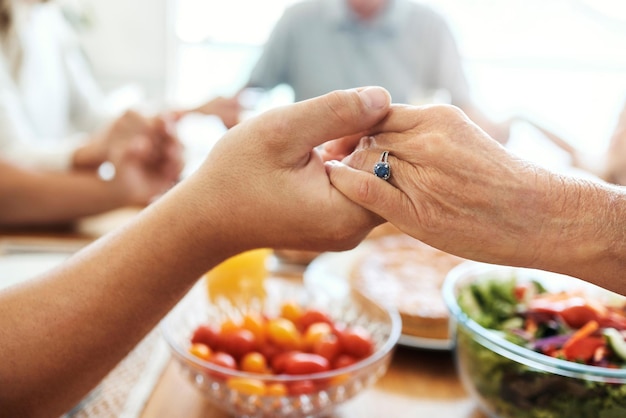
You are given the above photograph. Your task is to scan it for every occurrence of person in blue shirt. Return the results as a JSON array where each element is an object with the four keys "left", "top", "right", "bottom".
[{"left": 245, "top": 0, "right": 510, "bottom": 143}]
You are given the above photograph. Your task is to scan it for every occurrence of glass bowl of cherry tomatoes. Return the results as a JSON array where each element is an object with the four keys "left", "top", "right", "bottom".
[{"left": 161, "top": 277, "right": 401, "bottom": 417}]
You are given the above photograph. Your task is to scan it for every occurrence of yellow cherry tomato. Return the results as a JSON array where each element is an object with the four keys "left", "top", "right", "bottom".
[
  {"left": 280, "top": 301, "right": 303, "bottom": 324},
  {"left": 220, "top": 318, "right": 241, "bottom": 334},
  {"left": 267, "top": 317, "right": 301, "bottom": 349},
  {"left": 227, "top": 377, "right": 266, "bottom": 396},
  {"left": 266, "top": 382, "right": 288, "bottom": 396},
  {"left": 240, "top": 352, "right": 269, "bottom": 374},
  {"left": 242, "top": 312, "right": 267, "bottom": 345},
  {"left": 188, "top": 343, "right": 212, "bottom": 361},
  {"left": 303, "top": 322, "right": 333, "bottom": 349}
]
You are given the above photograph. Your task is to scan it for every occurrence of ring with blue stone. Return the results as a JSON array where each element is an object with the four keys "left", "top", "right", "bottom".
[{"left": 373, "top": 150, "right": 391, "bottom": 180}]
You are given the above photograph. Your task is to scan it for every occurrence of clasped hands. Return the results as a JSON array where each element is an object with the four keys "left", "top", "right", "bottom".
[{"left": 188, "top": 86, "right": 547, "bottom": 274}]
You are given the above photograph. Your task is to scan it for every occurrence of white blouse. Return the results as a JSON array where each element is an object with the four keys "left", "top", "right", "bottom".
[{"left": 0, "top": 2, "right": 108, "bottom": 171}]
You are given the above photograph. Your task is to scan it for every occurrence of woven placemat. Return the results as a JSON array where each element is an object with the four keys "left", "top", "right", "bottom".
[{"left": 63, "top": 329, "right": 170, "bottom": 418}]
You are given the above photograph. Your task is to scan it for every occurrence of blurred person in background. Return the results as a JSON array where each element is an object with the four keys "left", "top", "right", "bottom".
[
  {"left": 0, "top": 0, "right": 238, "bottom": 225},
  {"left": 521, "top": 98, "right": 626, "bottom": 186},
  {"left": 0, "top": 137, "right": 182, "bottom": 227},
  {"left": 604, "top": 99, "right": 626, "bottom": 185},
  {"left": 0, "top": 0, "right": 238, "bottom": 177},
  {"left": 242, "top": 0, "right": 510, "bottom": 143}
]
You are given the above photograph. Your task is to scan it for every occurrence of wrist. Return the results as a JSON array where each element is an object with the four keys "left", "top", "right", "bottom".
[
  {"left": 142, "top": 180, "right": 249, "bottom": 278},
  {"left": 72, "top": 139, "right": 106, "bottom": 170}
]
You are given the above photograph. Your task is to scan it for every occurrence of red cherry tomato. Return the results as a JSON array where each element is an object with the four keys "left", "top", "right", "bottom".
[
  {"left": 333, "top": 354, "right": 358, "bottom": 369},
  {"left": 271, "top": 350, "right": 300, "bottom": 374},
  {"left": 191, "top": 324, "right": 221, "bottom": 350},
  {"left": 288, "top": 379, "right": 316, "bottom": 395},
  {"left": 220, "top": 328, "right": 257, "bottom": 360},
  {"left": 298, "top": 309, "right": 333, "bottom": 332},
  {"left": 208, "top": 352, "right": 237, "bottom": 369},
  {"left": 283, "top": 353, "right": 330, "bottom": 375},
  {"left": 339, "top": 326, "right": 374, "bottom": 358},
  {"left": 206, "top": 351, "right": 237, "bottom": 380},
  {"left": 312, "top": 334, "right": 341, "bottom": 362},
  {"left": 259, "top": 343, "right": 282, "bottom": 364}
]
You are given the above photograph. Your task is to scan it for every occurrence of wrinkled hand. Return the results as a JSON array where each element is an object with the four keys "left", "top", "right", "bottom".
[
  {"left": 326, "top": 104, "right": 556, "bottom": 267},
  {"left": 187, "top": 87, "right": 392, "bottom": 253}
]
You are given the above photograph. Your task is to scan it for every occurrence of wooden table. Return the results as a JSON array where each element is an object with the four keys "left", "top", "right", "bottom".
[
  {"left": 0, "top": 210, "right": 487, "bottom": 418},
  {"left": 142, "top": 344, "right": 484, "bottom": 418}
]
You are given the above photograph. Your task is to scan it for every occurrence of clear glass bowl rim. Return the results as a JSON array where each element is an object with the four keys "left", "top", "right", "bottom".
[
  {"left": 160, "top": 284, "right": 403, "bottom": 383},
  {"left": 443, "top": 261, "right": 626, "bottom": 381}
]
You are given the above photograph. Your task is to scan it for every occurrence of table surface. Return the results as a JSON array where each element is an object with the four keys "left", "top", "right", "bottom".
[
  {"left": 0, "top": 209, "right": 487, "bottom": 418},
  {"left": 141, "top": 344, "right": 484, "bottom": 418}
]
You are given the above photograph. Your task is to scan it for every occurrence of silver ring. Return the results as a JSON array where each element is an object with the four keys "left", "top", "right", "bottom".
[{"left": 373, "top": 151, "right": 391, "bottom": 180}]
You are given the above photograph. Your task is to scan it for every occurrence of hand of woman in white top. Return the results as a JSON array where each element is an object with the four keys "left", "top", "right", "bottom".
[
  {"left": 0, "top": 108, "right": 182, "bottom": 226},
  {"left": 72, "top": 110, "right": 183, "bottom": 175},
  {"left": 326, "top": 104, "right": 626, "bottom": 295}
]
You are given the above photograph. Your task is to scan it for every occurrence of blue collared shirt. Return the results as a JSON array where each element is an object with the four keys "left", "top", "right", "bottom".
[{"left": 248, "top": 0, "right": 471, "bottom": 105}]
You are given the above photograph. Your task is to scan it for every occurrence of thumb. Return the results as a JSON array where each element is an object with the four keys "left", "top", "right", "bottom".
[
  {"left": 325, "top": 159, "right": 406, "bottom": 223},
  {"left": 257, "top": 87, "right": 391, "bottom": 150}
]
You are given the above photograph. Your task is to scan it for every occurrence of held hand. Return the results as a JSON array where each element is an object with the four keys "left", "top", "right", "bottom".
[
  {"left": 104, "top": 114, "right": 184, "bottom": 206},
  {"left": 109, "top": 130, "right": 183, "bottom": 206},
  {"left": 326, "top": 104, "right": 555, "bottom": 267},
  {"left": 174, "top": 96, "right": 243, "bottom": 129},
  {"left": 75, "top": 110, "right": 184, "bottom": 171},
  {"left": 187, "top": 87, "right": 392, "bottom": 253}
]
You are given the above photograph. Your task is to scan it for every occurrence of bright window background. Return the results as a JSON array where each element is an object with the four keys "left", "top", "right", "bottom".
[{"left": 171, "top": 0, "right": 626, "bottom": 157}]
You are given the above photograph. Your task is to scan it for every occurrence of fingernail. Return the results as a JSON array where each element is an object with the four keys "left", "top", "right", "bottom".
[
  {"left": 324, "top": 159, "right": 342, "bottom": 174},
  {"left": 359, "top": 87, "right": 389, "bottom": 110}
]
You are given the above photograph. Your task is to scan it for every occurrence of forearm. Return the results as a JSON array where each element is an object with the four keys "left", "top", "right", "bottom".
[
  {"left": 0, "top": 175, "right": 239, "bottom": 417},
  {"left": 0, "top": 165, "right": 127, "bottom": 226},
  {"left": 531, "top": 174, "right": 626, "bottom": 294}
]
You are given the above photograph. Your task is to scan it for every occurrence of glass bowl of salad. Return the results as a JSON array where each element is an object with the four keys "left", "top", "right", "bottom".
[{"left": 443, "top": 262, "right": 626, "bottom": 418}]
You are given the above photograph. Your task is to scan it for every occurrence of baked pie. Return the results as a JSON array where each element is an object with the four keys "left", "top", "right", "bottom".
[{"left": 350, "top": 233, "right": 465, "bottom": 340}]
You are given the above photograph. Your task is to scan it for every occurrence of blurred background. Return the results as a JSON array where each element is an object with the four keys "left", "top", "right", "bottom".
[{"left": 65, "top": 0, "right": 626, "bottom": 160}]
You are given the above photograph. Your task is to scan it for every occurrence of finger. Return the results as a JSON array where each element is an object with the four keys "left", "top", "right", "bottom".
[
  {"left": 255, "top": 87, "right": 391, "bottom": 151},
  {"left": 320, "top": 134, "right": 365, "bottom": 162},
  {"left": 325, "top": 159, "right": 410, "bottom": 227},
  {"left": 373, "top": 103, "right": 470, "bottom": 134}
]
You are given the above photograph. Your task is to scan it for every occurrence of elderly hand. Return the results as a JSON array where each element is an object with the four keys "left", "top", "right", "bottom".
[
  {"left": 325, "top": 104, "right": 587, "bottom": 269},
  {"left": 180, "top": 87, "right": 392, "bottom": 255}
]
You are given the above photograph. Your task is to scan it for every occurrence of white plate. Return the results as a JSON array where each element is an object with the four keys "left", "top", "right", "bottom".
[
  {"left": 0, "top": 252, "right": 72, "bottom": 291},
  {"left": 303, "top": 244, "right": 453, "bottom": 351}
]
